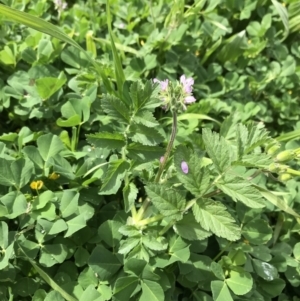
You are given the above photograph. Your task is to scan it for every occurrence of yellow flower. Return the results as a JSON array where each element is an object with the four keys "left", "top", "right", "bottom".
[{"left": 30, "top": 181, "right": 44, "bottom": 190}]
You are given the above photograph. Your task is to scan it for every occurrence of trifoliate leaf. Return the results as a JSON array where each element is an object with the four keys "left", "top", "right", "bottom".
[
  {"left": 192, "top": 199, "right": 241, "bottom": 241},
  {"left": 202, "top": 128, "right": 231, "bottom": 174},
  {"left": 145, "top": 184, "right": 186, "bottom": 220}
]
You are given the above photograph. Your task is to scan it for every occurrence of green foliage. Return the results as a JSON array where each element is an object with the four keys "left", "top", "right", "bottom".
[{"left": 0, "top": 0, "right": 299, "bottom": 300}]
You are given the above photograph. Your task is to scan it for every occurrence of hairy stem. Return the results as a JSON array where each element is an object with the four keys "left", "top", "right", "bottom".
[{"left": 136, "top": 111, "right": 178, "bottom": 220}]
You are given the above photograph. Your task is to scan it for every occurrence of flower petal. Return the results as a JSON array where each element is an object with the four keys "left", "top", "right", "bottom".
[
  {"left": 181, "top": 161, "right": 189, "bottom": 174},
  {"left": 184, "top": 96, "right": 196, "bottom": 103}
]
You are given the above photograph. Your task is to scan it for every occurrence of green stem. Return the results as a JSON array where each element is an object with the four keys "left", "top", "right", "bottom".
[
  {"left": 136, "top": 111, "right": 178, "bottom": 220},
  {"left": 213, "top": 241, "right": 232, "bottom": 261},
  {"left": 136, "top": 214, "right": 164, "bottom": 226}
]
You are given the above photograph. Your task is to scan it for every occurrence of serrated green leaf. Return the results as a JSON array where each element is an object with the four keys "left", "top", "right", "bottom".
[
  {"left": 174, "top": 213, "right": 212, "bottom": 241},
  {"left": 129, "top": 124, "right": 164, "bottom": 146},
  {"left": 226, "top": 270, "right": 253, "bottom": 295},
  {"left": 176, "top": 154, "right": 211, "bottom": 197},
  {"left": 87, "top": 132, "right": 125, "bottom": 150},
  {"left": 101, "top": 95, "right": 129, "bottom": 123},
  {"left": 244, "top": 122, "right": 271, "bottom": 154},
  {"left": 123, "top": 182, "right": 138, "bottom": 213},
  {"left": 100, "top": 159, "right": 130, "bottom": 195},
  {"left": 216, "top": 177, "right": 265, "bottom": 208},
  {"left": 129, "top": 80, "right": 154, "bottom": 111},
  {"left": 202, "top": 128, "right": 231, "bottom": 174},
  {"left": 193, "top": 199, "right": 241, "bottom": 241},
  {"left": 119, "top": 237, "right": 141, "bottom": 255},
  {"left": 133, "top": 110, "right": 158, "bottom": 128},
  {"left": 127, "top": 143, "right": 164, "bottom": 162},
  {"left": 140, "top": 280, "right": 164, "bottom": 301},
  {"left": 145, "top": 184, "right": 186, "bottom": 220},
  {"left": 233, "top": 153, "right": 272, "bottom": 168}
]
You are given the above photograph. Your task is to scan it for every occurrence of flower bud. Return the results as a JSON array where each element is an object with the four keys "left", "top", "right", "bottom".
[
  {"left": 268, "top": 163, "right": 288, "bottom": 173},
  {"left": 278, "top": 173, "right": 292, "bottom": 182},
  {"left": 275, "top": 150, "right": 295, "bottom": 163},
  {"left": 267, "top": 144, "right": 280, "bottom": 155}
]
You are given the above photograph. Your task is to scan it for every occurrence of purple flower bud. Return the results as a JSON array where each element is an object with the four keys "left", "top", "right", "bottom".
[
  {"left": 181, "top": 161, "right": 189, "bottom": 174},
  {"left": 160, "top": 156, "right": 164, "bottom": 163}
]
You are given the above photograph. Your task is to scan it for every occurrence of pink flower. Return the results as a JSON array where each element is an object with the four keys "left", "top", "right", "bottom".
[
  {"left": 184, "top": 96, "right": 196, "bottom": 104},
  {"left": 160, "top": 156, "right": 164, "bottom": 163},
  {"left": 180, "top": 75, "right": 194, "bottom": 93},
  {"left": 153, "top": 78, "right": 169, "bottom": 92},
  {"left": 181, "top": 161, "right": 189, "bottom": 174}
]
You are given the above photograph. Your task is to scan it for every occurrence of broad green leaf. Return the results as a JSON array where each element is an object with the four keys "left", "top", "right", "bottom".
[
  {"left": 79, "top": 285, "right": 102, "bottom": 301},
  {"left": 174, "top": 213, "right": 212, "bottom": 241},
  {"left": 127, "top": 143, "right": 164, "bottom": 162},
  {"left": 228, "top": 249, "right": 247, "bottom": 266},
  {"left": 145, "top": 184, "right": 186, "bottom": 220},
  {"left": 36, "top": 77, "right": 66, "bottom": 99},
  {"left": 242, "top": 219, "right": 272, "bottom": 245},
  {"left": 0, "top": 192, "right": 27, "bottom": 219},
  {"left": 44, "top": 290, "right": 65, "bottom": 301},
  {"left": 211, "top": 280, "right": 233, "bottom": 301},
  {"left": 258, "top": 278, "right": 285, "bottom": 297},
  {"left": 0, "top": 243, "right": 14, "bottom": 269},
  {"left": 202, "top": 128, "right": 231, "bottom": 174},
  {"left": 48, "top": 220, "right": 68, "bottom": 235},
  {"left": 98, "top": 220, "right": 123, "bottom": 248},
  {"left": 65, "top": 214, "right": 86, "bottom": 237},
  {"left": 252, "top": 259, "right": 278, "bottom": 281},
  {"left": 113, "top": 276, "right": 139, "bottom": 301},
  {"left": 13, "top": 277, "right": 39, "bottom": 297},
  {"left": 123, "top": 182, "right": 138, "bottom": 213},
  {"left": 100, "top": 159, "right": 130, "bottom": 195},
  {"left": 59, "top": 191, "right": 79, "bottom": 218},
  {"left": 216, "top": 177, "right": 265, "bottom": 208},
  {"left": 56, "top": 115, "right": 81, "bottom": 127},
  {"left": 37, "top": 134, "right": 65, "bottom": 162},
  {"left": 177, "top": 113, "right": 221, "bottom": 125},
  {"left": 89, "top": 245, "right": 122, "bottom": 281},
  {"left": 39, "top": 244, "right": 68, "bottom": 267},
  {"left": 226, "top": 270, "right": 253, "bottom": 295},
  {"left": 211, "top": 262, "right": 225, "bottom": 280},
  {"left": 87, "top": 132, "right": 126, "bottom": 150},
  {"left": 23, "top": 146, "right": 44, "bottom": 170},
  {"left": 60, "top": 97, "right": 90, "bottom": 124},
  {"left": 140, "top": 280, "right": 164, "bottom": 301},
  {"left": 193, "top": 199, "right": 241, "bottom": 241},
  {"left": 293, "top": 242, "right": 300, "bottom": 261},
  {"left": 32, "top": 191, "right": 55, "bottom": 211},
  {"left": 168, "top": 236, "right": 190, "bottom": 264}
]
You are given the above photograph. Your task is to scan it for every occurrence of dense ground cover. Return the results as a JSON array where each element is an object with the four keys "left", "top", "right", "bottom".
[{"left": 0, "top": 0, "right": 300, "bottom": 300}]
